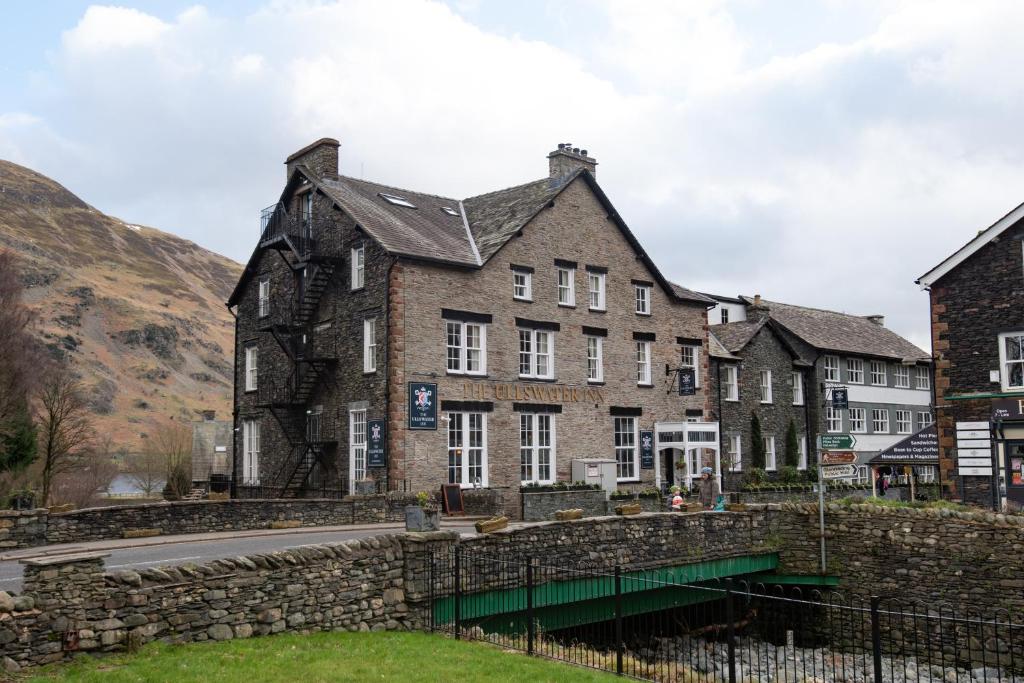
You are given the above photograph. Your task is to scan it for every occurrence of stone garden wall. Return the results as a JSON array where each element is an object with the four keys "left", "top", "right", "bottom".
[{"left": 521, "top": 489, "right": 608, "bottom": 521}]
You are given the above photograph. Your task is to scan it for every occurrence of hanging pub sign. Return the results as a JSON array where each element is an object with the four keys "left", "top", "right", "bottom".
[
  {"left": 640, "top": 431, "right": 655, "bottom": 469},
  {"left": 678, "top": 368, "right": 696, "bottom": 396},
  {"left": 831, "top": 387, "right": 849, "bottom": 410},
  {"left": 366, "top": 419, "right": 387, "bottom": 467},
  {"left": 407, "top": 382, "right": 437, "bottom": 430}
]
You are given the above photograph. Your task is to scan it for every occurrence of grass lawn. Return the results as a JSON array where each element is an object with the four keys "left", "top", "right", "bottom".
[{"left": 23, "top": 631, "right": 621, "bottom": 682}]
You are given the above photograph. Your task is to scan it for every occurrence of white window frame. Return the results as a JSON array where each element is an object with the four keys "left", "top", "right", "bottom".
[
  {"left": 896, "top": 410, "right": 912, "bottom": 434},
  {"left": 242, "top": 419, "right": 260, "bottom": 485},
  {"left": 872, "top": 408, "right": 889, "bottom": 434},
  {"left": 520, "top": 413, "right": 556, "bottom": 485},
  {"left": 728, "top": 434, "right": 742, "bottom": 472},
  {"left": 349, "top": 409, "right": 367, "bottom": 486},
  {"left": 447, "top": 412, "right": 488, "bottom": 488},
  {"left": 870, "top": 361, "right": 887, "bottom": 386},
  {"left": 244, "top": 346, "right": 258, "bottom": 392},
  {"left": 1000, "top": 332, "right": 1024, "bottom": 392},
  {"left": 258, "top": 279, "right": 270, "bottom": 318},
  {"left": 798, "top": 435, "right": 808, "bottom": 470},
  {"left": 519, "top": 328, "right": 555, "bottom": 379},
  {"left": 557, "top": 267, "right": 575, "bottom": 307},
  {"left": 826, "top": 407, "right": 842, "bottom": 433},
  {"left": 587, "top": 336, "right": 604, "bottom": 383},
  {"left": 917, "top": 411, "right": 933, "bottom": 429},
  {"left": 915, "top": 365, "right": 931, "bottom": 390},
  {"left": 363, "top": 318, "right": 376, "bottom": 373},
  {"left": 849, "top": 407, "right": 866, "bottom": 433},
  {"left": 614, "top": 416, "right": 639, "bottom": 481},
  {"left": 351, "top": 245, "right": 365, "bottom": 290},
  {"left": 792, "top": 371, "right": 804, "bottom": 406},
  {"left": 823, "top": 355, "right": 839, "bottom": 382},
  {"left": 724, "top": 365, "right": 738, "bottom": 401},
  {"left": 720, "top": 308, "right": 729, "bottom": 324},
  {"left": 635, "top": 285, "right": 651, "bottom": 315},
  {"left": 680, "top": 345, "right": 700, "bottom": 388},
  {"left": 764, "top": 436, "right": 776, "bottom": 471},
  {"left": 636, "top": 341, "right": 652, "bottom": 386},
  {"left": 894, "top": 365, "right": 910, "bottom": 388},
  {"left": 760, "top": 370, "right": 772, "bottom": 404},
  {"left": 513, "top": 270, "right": 532, "bottom": 301},
  {"left": 847, "top": 358, "right": 864, "bottom": 384},
  {"left": 445, "top": 321, "right": 487, "bottom": 376},
  {"left": 588, "top": 272, "right": 606, "bottom": 311}
]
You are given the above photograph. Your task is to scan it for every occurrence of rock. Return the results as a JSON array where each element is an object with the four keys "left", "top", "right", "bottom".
[
  {"left": 11, "top": 595, "right": 33, "bottom": 611},
  {"left": 207, "top": 624, "right": 233, "bottom": 641},
  {"left": 0, "top": 592, "right": 14, "bottom": 612},
  {"left": 3, "top": 657, "right": 20, "bottom": 673},
  {"left": 234, "top": 623, "right": 253, "bottom": 639}
]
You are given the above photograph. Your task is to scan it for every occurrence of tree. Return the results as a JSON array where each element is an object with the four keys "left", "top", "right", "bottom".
[
  {"left": 37, "top": 364, "right": 95, "bottom": 506},
  {"left": 0, "top": 251, "right": 47, "bottom": 442},
  {"left": 125, "top": 449, "right": 166, "bottom": 497},
  {"left": 784, "top": 419, "right": 800, "bottom": 468},
  {"left": 146, "top": 421, "right": 192, "bottom": 500},
  {"left": 0, "top": 403, "right": 37, "bottom": 477},
  {"left": 750, "top": 413, "right": 766, "bottom": 470}
]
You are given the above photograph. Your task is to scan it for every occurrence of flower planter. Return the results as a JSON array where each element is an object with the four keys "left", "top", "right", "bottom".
[
  {"left": 475, "top": 516, "right": 509, "bottom": 533},
  {"left": 554, "top": 508, "right": 584, "bottom": 521},
  {"left": 405, "top": 505, "right": 440, "bottom": 532},
  {"left": 614, "top": 502, "right": 642, "bottom": 516},
  {"left": 725, "top": 503, "right": 747, "bottom": 512}
]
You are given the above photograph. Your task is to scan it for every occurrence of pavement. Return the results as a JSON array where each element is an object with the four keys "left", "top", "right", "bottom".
[{"left": 0, "top": 520, "right": 481, "bottom": 593}]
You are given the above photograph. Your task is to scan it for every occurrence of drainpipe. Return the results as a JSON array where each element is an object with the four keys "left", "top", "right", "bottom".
[
  {"left": 714, "top": 358, "right": 725, "bottom": 489},
  {"left": 226, "top": 303, "right": 239, "bottom": 498}
]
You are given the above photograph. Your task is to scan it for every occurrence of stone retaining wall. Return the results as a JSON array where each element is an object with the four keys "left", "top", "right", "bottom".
[
  {"left": 0, "top": 509, "right": 47, "bottom": 550},
  {"left": 521, "top": 489, "right": 607, "bottom": 521}
]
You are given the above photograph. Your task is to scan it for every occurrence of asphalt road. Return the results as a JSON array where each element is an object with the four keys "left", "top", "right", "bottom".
[{"left": 0, "top": 523, "right": 478, "bottom": 593}]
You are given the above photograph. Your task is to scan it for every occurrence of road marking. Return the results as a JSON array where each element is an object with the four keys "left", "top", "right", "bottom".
[{"left": 107, "top": 556, "right": 201, "bottom": 569}]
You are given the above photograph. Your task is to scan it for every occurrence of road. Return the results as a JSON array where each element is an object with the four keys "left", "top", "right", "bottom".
[{"left": 0, "top": 522, "right": 479, "bottom": 593}]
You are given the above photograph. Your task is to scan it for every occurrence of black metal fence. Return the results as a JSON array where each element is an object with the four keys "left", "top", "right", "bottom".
[{"left": 429, "top": 549, "right": 1024, "bottom": 682}]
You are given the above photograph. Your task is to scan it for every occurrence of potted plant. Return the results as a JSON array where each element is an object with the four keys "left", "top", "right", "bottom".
[{"left": 405, "top": 491, "right": 440, "bottom": 532}]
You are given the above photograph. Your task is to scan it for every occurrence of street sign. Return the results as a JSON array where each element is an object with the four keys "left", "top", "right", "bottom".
[
  {"left": 821, "top": 464, "right": 857, "bottom": 479},
  {"left": 958, "top": 458, "right": 993, "bottom": 468},
  {"left": 959, "top": 467, "right": 993, "bottom": 476},
  {"left": 821, "top": 451, "right": 857, "bottom": 465},
  {"left": 955, "top": 429, "right": 989, "bottom": 440},
  {"left": 956, "top": 421, "right": 989, "bottom": 430},
  {"left": 818, "top": 434, "right": 856, "bottom": 450}
]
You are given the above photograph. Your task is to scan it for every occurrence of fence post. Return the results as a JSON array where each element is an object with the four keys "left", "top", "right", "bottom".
[
  {"left": 526, "top": 557, "right": 535, "bottom": 656},
  {"left": 615, "top": 565, "right": 624, "bottom": 676},
  {"left": 429, "top": 555, "right": 435, "bottom": 633},
  {"left": 870, "top": 596, "right": 883, "bottom": 683},
  {"left": 454, "top": 551, "right": 462, "bottom": 640},
  {"left": 725, "top": 579, "right": 737, "bottom": 683}
]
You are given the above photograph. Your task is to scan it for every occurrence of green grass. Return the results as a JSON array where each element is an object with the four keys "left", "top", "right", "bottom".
[{"left": 23, "top": 631, "right": 620, "bottom": 682}]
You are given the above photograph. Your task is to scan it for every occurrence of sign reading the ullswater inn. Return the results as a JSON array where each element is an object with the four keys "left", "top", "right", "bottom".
[
  {"left": 367, "top": 419, "right": 387, "bottom": 467},
  {"left": 462, "top": 382, "right": 605, "bottom": 404},
  {"left": 640, "top": 431, "right": 655, "bottom": 470},
  {"left": 408, "top": 382, "right": 437, "bottom": 430}
]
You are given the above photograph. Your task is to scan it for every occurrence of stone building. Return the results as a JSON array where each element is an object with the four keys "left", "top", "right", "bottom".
[
  {"left": 916, "top": 201, "right": 1024, "bottom": 510},
  {"left": 707, "top": 295, "right": 933, "bottom": 486},
  {"left": 227, "top": 139, "right": 719, "bottom": 512}
]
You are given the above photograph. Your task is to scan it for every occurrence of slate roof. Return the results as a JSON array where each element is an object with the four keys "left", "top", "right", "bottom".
[
  {"left": 746, "top": 298, "right": 930, "bottom": 362},
  {"left": 463, "top": 176, "right": 569, "bottom": 261},
  {"left": 708, "top": 331, "right": 740, "bottom": 360},
  {"left": 670, "top": 282, "right": 716, "bottom": 305},
  {"left": 711, "top": 320, "right": 767, "bottom": 353}
]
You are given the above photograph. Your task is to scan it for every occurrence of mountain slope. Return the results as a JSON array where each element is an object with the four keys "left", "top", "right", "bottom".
[{"left": 0, "top": 159, "right": 241, "bottom": 450}]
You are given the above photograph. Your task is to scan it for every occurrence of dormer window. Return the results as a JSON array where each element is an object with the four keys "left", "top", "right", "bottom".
[{"left": 379, "top": 193, "right": 416, "bottom": 208}]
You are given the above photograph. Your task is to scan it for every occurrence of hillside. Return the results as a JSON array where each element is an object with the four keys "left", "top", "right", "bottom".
[{"left": 0, "top": 160, "right": 241, "bottom": 450}]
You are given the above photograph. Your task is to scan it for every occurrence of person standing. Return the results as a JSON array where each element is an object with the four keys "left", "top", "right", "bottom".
[{"left": 698, "top": 467, "right": 720, "bottom": 509}]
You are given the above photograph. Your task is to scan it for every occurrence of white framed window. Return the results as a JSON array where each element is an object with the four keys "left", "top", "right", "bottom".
[
  {"left": 635, "top": 285, "right": 651, "bottom": 315},
  {"left": 588, "top": 272, "right": 606, "bottom": 311},
  {"left": 760, "top": 370, "right": 772, "bottom": 403},
  {"left": 687, "top": 448, "right": 700, "bottom": 478},
  {"left": 614, "top": 417, "right": 638, "bottom": 481},
  {"left": 350, "top": 409, "right": 366, "bottom": 486},
  {"left": 824, "top": 355, "right": 840, "bottom": 382},
  {"left": 587, "top": 336, "right": 604, "bottom": 383},
  {"left": 258, "top": 279, "right": 270, "bottom": 318},
  {"left": 724, "top": 365, "right": 738, "bottom": 401},
  {"left": 680, "top": 345, "right": 700, "bottom": 388},
  {"left": 872, "top": 409, "right": 889, "bottom": 433},
  {"left": 1001, "top": 333, "right": 1024, "bottom": 391},
  {"left": 915, "top": 365, "right": 931, "bottom": 390},
  {"left": 792, "top": 371, "right": 804, "bottom": 406},
  {"left": 854, "top": 465, "right": 870, "bottom": 484},
  {"left": 242, "top": 419, "right": 260, "bottom": 485},
  {"left": 847, "top": 358, "right": 864, "bottom": 384},
  {"left": 728, "top": 434, "right": 742, "bottom": 472},
  {"left": 826, "top": 407, "right": 842, "bottom": 433},
  {"left": 917, "top": 411, "right": 933, "bottom": 429},
  {"left": 445, "top": 321, "right": 486, "bottom": 375},
  {"left": 447, "top": 412, "right": 487, "bottom": 488},
  {"left": 896, "top": 410, "right": 912, "bottom": 434},
  {"left": 849, "top": 407, "right": 866, "bottom": 433},
  {"left": 870, "top": 361, "right": 887, "bottom": 386},
  {"left": 557, "top": 267, "right": 575, "bottom": 306},
  {"left": 520, "top": 413, "right": 555, "bottom": 484},
  {"left": 764, "top": 436, "right": 776, "bottom": 471},
  {"left": 799, "top": 435, "right": 808, "bottom": 470},
  {"left": 636, "top": 341, "right": 652, "bottom": 386},
  {"left": 720, "top": 308, "right": 729, "bottom": 324},
  {"left": 363, "top": 318, "right": 376, "bottom": 373},
  {"left": 244, "top": 346, "right": 258, "bottom": 392},
  {"left": 519, "top": 329, "right": 554, "bottom": 379},
  {"left": 351, "top": 245, "right": 365, "bottom": 290},
  {"left": 513, "top": 269, "right": 532, "bottom": 301},
  {"left": 894, "top": 366, "right": 910, "bottom": 388}
]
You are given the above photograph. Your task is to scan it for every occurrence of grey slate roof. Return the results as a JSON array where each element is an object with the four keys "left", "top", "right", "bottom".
[
  {"left": 711, "top": 320, "right": 767, "bottom": 353},
  {"left": 463, "top": 176, "right": 569, "bottom": 261},
  {"left": 747, "top": 298, "right": 930, "bottom": 362},
  {"left": 708, "top": 331, "right": 740, "bottom": 360},
  {"left": 670, "top": 283, "right": 716, "bottom": 305}
]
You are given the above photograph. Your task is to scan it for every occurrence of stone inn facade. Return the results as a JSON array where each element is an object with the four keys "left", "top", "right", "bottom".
[{"left": 228, "top": 139, "right": 719, "bottom": 512}]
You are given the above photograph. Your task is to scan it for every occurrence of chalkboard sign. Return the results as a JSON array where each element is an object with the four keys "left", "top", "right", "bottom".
[
  {"left": 640, "top": 431, "right": 655, "bottom": 470},
  {"left": 366, "top": 419, "right": 386, "bottom": 468},
  {"left": 831, "top": 387, "right": 849, "bottom": 410},
  {"left": 408, "top": 382, "right": 437, "bottom": 430},
  {"left": 678, "top": 368, "right": 696, "bottom": 396},
  {"left": 441, "top": 484, "right": 465, "bottom": 515}
]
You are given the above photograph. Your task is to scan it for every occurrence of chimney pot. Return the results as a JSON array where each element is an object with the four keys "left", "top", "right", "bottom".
[
  {"left": 581, "top": 149, "right": 588, "bottom": 157},
  {"left": 558, "top": 143, "right": 566, "bottom": 150},
  {"left": 753, "top": 294, "right": 762, "bottom": 306}
]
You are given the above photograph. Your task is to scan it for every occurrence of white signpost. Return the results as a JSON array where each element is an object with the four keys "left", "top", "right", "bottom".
[
  {"left": 820, "top": 464, "right": 857, "bottom": 480},
  {"left": 955, "top": 421, "right": 992, "bottom": 477}
]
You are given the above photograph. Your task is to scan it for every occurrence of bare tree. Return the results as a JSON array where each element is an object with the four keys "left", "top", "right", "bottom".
[
  {"left": 147, "top": 421, "right": 192, "bottom": 499},
  {"left": 37, "top": 364, "right": 95, "bottom": 506},
  {"left": 50, "top": 449, "right": 119, "bottom": 509},
  {"left": 126, "top": 448, "right": 167, "bottom": 497},
  {"left": 0, "top": 251, "right": 47, "bottom": 439}
]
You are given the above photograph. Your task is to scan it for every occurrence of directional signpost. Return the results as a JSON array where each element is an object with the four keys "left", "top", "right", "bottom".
[
  {"left": 816, "top": 433, "right": 858, "bottom": 573},
  {"left": 821, "top": 464, "right": 858, "bottom": 480},
  {"left": 821, "top": 451, "right": 857, "bottom": 465},
  {"left": 818, "top": 434, "right": 857, "bottom": 450}
]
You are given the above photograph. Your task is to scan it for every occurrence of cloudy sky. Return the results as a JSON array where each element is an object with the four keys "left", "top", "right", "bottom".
[{"left": 2, "top": 0, "right": 1023, "bottom": 350}]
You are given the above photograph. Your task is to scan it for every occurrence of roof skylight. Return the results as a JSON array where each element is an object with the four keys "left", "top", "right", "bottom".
[
  {"left": 441, "top": 206, "right": 459, "bottom": 216},
  {"left": 379, "top": 192, "right": 417, "bottom": 209}
]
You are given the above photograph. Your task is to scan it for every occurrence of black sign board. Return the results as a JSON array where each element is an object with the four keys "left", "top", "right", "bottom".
[
  {"left": 640, "top": 430, "right": 655, "bottom": 469},
  {"left": 408, "top": 382, "right": 437, "bottom": 430},
  {"left": 441, "top": 483, "right": 464, "bottom": 515},
  {"left": 366, "top": 419, "right": 386, "bottom": 468},
  {"left": 868, "top": 424, "right": 939, "bottom": 464},
  {"left": 993, "top": 398, "right": 1024, "bottom": 421},
  {"left": 831, "top": 387, "right": 849, "bottom": 410},
  {"left": 678, "top": 368, "right": 696, "bottom": 396}
]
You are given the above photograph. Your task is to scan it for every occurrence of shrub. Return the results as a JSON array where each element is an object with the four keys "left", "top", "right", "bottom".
[
  {"left": 783, "top": 420, "right": 799, "bottom": 468},
  {"left": 778, "top": 465, "right": 802, "bottom": 484},
  {"left": 750, "top": 414, "right": 766, "bottom": 470},
  {"left": 745, "top": 467, "right": 767, "bottom": 486}
]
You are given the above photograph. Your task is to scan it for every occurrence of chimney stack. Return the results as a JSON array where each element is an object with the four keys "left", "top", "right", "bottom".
[
  {"left": 548, "top": 142, "right": 597, "bottom": 179},
  {"left": 865, "top": 315, "right": 885, "bottom": 326},
  {"left": 285, "top": 137, "right": 340, "bottom": 180},
  {"left": 747, "top": 294, "right": 770, "bottom": 322}
]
